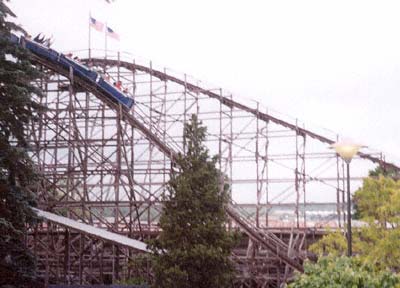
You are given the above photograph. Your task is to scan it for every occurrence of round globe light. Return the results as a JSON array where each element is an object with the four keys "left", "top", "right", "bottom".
[{"left": 331, "top": 142, "right": 363, "bottom": 163}]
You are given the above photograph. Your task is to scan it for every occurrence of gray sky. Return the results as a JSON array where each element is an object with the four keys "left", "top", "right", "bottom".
[{"left": 10, "top": 0, "right": 400, "bottom": 163}]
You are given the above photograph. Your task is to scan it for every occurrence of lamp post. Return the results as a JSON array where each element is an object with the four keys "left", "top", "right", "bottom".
[{"left": 331, "top": 142, "right": 362, "bottom": 257}]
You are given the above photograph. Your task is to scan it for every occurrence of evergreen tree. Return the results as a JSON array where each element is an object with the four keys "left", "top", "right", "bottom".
[
  {"left": 149, "top": 115, "right": 238, "bottom": 288},
  {"left": 0, "top": 1, "right": 42, "bottom": 287}
]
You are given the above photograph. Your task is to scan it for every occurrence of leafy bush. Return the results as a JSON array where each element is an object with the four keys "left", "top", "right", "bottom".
[{"left": 288, "top": 256, "right": 400, "bottom": 288}]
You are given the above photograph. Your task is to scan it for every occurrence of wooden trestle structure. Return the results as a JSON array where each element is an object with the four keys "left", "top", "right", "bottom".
[{"left": 25, "top": 48, "right": 400, "bottom": 287}]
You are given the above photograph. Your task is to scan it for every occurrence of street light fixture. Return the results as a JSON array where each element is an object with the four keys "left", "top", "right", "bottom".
[{"left": 331, "top": 142, "right": 363, "bottom": 257}]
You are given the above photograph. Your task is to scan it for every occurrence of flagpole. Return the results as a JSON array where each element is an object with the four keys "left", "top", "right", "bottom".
[
  {"left": 88, "top": 12, "right": 92, "bottom": 59},
  {"left": 104, "top": 22, "right": 107, "bottom": 60}
]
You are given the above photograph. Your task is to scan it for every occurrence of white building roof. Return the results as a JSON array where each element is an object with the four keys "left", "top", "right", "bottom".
[{"left": 34, "top": 208, "right": 150, "bottom": 253}]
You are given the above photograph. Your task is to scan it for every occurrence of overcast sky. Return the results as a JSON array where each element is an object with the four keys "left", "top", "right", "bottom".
[{"left": 9, "top": 0, "right": 400, "bottom": 163}]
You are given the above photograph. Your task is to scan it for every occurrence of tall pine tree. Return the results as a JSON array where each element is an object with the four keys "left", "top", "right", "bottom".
[
  {"left": 150, "top": 114, "right": 237, "bottom": 288},
  {"left": 0, "top": 1, "right": 42, "bottom": 286}
]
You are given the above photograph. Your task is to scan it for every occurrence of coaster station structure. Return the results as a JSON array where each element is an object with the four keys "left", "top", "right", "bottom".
[{"left": 25, "top": 47, "right": 399, "bottom": 287}]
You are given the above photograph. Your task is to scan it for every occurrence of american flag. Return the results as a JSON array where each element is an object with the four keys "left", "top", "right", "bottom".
[
  {"left": 89, "top": 17, "right": 104, "bottom": 32},
  {"left": 106, "top": 26, "right": 120, "bottom": 41}
]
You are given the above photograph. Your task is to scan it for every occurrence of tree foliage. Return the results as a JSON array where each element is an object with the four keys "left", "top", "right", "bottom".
[
  {"left": 288, "top": 256, "right": 400, "bottom": 288},
  {"left": 0, "top": 1, "right": 42, "bottom": 287},
  {"left": 310, "top": 173, "right": 400, "bottom": 272},
  {"left": 149, "top": 115, "right": 238, "bottom": 288},
  {"left": 308, "top": 230, "right": 347, "bottom": 257},
  {"left": 369, "top": 165, "right": 400, "bottom": 181},
  {"left": 354, "top": 165, "right": 400, "bottom": 220},
  {"left": 354, "top": 175, "right": 400, "bottom": 227}
]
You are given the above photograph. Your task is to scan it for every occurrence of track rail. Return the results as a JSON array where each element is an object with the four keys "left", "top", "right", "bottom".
[
  {"left": 226, "top": 204, "right": 304, "bottom": 272},
  {"left": 29, "top": 53, "right": 179, "bottom": 162},
  {"left": 86, "top": 57, "right": 400, "bottom": 172}
]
